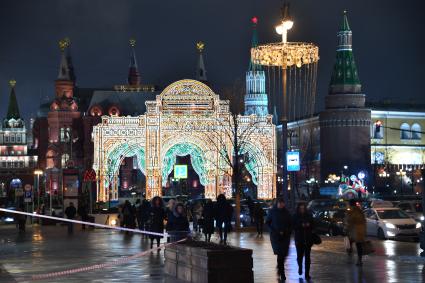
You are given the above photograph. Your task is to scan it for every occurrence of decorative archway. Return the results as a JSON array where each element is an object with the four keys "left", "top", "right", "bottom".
[{"left": 92, "top": 79, "right": 276, "bottom": 201}]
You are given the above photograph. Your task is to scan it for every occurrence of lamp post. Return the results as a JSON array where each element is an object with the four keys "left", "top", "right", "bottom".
[
  {"left": 396, "top": 169, "right": 406, "bottom": 195},
  {"left": 251, "top": 2, "right": 319, "bottom": 204},
  {"left": 34, "top": 169, "right": 43, "bottom": 212}
]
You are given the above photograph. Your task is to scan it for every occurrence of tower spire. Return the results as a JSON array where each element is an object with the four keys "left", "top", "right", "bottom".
[
  {"left": 54, "top": 38, "right": 75, "bottom": 100},
  {"left": 244, "top": 17, "right": 268, "bottom": 116},
  {"left": 128, "top": 38, "right": 141, "bottom": 86},
  {"left": 329, "top": 10, "right": 361, "bottom": 94},
  {"left": 57, "top": 38, "right": 71, "bottom": 81},
  {"left": 6, "top": 79, "right": 21, "bottom": 120},
  {"left": 195, "top": 41, "right": 207, "bottom": 82}
]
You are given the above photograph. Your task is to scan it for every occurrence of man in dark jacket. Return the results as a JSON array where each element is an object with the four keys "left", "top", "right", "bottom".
[
  {"left": 149, "top": 196, "right": 165, "bottom": 249},
  {"left": 214, "top": 194, "right": 233, "bottom": 245},
  {"left": 65, "top": 202, "right": 77, "bottom": 234},
  {"left": 254, "top": 202, "right": 265, "bottom": 237},
  {"left": 293, "top": 202, "right": 314, "bottom": 280},
  {"left": 77, "top": 203, "right": 89, "bottom": 230},
  {"left": 266, "top": 198, "right": 292, "bottom": 282},
  {"left": 202, "top": 199, "right": 215, "bottom": 242}
]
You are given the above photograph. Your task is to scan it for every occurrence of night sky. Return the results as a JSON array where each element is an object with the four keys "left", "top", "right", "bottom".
[{"left": 0, "top": 0, "right": 424, "bottom": 121}]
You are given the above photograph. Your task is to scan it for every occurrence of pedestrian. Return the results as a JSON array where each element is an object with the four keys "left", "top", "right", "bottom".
[
  {"left": 247, "top": 196, "right": 255, "bottom": 225},
  {"left": 140, "top": 199, "right": 151, "bottom": 233},
  {"left": 202, "top": 199, "right": 215, "bottom": 242},
  {"left": 135, "top": 199, "right": 143, "bottom": 230},
  {"left": 214, "top": 194, "right": 233, "bottom": 245},
  {"left": 167, "top": 203, "right": 190, "bottom": 241},
  {"left": 149, "top": 196, "right": 165, "bottom": 250},
  {"left": 254, "top": 202, "right": 265, "bottom": 237},
  {"left": 77, "top": 203, "right": 89, "bottom": 230},
  {"left": 122, "top": 200, "right": 135, "bottom": 233},
  {"left": 192, "top": 201, "right": 203, "bottom": 233},
  {"left": 65, "top": 202, "right": 77, "bottom": 234},
  {"left": 15, "top": 205, "right": 26, "bottom": 232},
  {"left": 266, "top": 198, "right": 292, "bottom": 282},
  {"left": 165, "top": 199, "right": 176, "bottom": 242},
  {"left": 293, "top": 202, "right": 314, "bottom": 280},
  {"left": 345, "top": 199, "right": 366, "bottom": 266}
]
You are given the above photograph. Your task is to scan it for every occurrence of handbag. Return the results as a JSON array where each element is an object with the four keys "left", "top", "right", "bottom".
[
  {"left": 362, "top": 240, "right": 375, "bottom": 255},
  {"left": 344, "top": 236, "right": 351, "bottom": 251},
  {"left": 312, "top": 233, "right": 322, "bottom": 245}
]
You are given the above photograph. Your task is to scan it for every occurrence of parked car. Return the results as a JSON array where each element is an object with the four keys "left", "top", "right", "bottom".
[
  {"left": 0, "top": 206, "right": 16, "bottom": 225},
  {"left": 313, "top": 209, "right": 347, "bottom": 236},
  {"left": 307, "top": 199, "right": 347, "bottom": 213},
  {"left": 364, "top": 207, "right": 421, "bottom": 240},
  {"left": 396, "top": 201, "right": 424, "bottom": 222}
]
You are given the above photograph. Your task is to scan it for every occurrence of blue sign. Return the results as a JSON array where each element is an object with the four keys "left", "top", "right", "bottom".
[
  {"left": 174, "top": 165, "right": 188, "bottom": 179},
  {"left": 286, "top": 151, "right": 300, "bottom": 172}
]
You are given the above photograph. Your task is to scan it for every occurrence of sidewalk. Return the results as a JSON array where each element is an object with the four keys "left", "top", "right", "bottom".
[{"left": 0, "top": 225, "right": 424, "bottom": 282}]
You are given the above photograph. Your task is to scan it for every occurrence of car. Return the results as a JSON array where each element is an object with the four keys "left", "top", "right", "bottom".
[
  {"left": 364, "top": 207, "right": 421, "bottom": 240},
  {"left": 396, "top": 201, "right": 424, "bottom": 222},
  {"left": 313, "top": 209, "right": 347, "bottom": 236},
  {"left": 307, "top": 199, "right": 347, "bottom": 213},
  {"left": 0, "top": 206, "right": 16, "bottom": 224}
]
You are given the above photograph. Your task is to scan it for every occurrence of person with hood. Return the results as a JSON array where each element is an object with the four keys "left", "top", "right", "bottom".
[
  {"left": 202, "top": 199, "right": 215, "bottom": 242},
  {"left": 148, "top": 196, "right": 165, "bottom": 249},
  {"left": 214, "top": 194, "right": 233, "bottom": 245},
  {"left": 65, "top": 202, "right": 77, "bottom": 234},
  {"left": 293, "top": 202, "right": 314, "bottom": 280},
  {"left": 140, "top": 199, "right": 151, "bottom": 233},
  {"left": 167, "top": 203, "right": 190, "bottom": 241},
  {"left": 266, "top": 198, "right": 292, "bottom": 282},
  {"left": 345, "top": 199, "right": 366, "bottom": 266}
]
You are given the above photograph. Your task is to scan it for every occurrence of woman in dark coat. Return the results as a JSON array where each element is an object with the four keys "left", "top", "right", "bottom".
[
  {"left": 148, "top": 196, "right": 165, "bottom": 249},
  {"left": 214, "top": 194, "right": 233, "bottom": 245},
  {"left": 202, "top": 199, "right": 215, "bottom": 242},
  {"left": 254, "top": 202, "right": 265, "bottom": 237},
  {"left": 266, "top": 198, "right": 292, "bottom": 282},
  {"left": 293, "top": 202, "right": 314, "bottom": 280},
  {"left": 167, "top": 203, "right": 190, "bottom": 241}
]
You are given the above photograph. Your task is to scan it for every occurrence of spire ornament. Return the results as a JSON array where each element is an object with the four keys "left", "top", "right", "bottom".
[
  {"left": 129, "top": 38, "right": 136, "bottom": 47},
  {"left": 59, "top": 38, "right": 70, "bottom": 51},
  {"left": 9, "top": 79, "right": 16, "bottom": 88},
  {"left": 196, "top": 41, "right": 205, "bottom": 53}
]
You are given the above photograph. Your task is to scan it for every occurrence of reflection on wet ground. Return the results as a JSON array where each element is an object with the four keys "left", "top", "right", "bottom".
[{"left": 0, "top": 225, "right": 424, "bottom": 282}]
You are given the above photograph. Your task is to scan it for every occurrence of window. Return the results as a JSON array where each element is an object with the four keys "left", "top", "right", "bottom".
[
  {"left": 10, "top": 136, "right": 15, "bottom": 142},
  {"left": 411, "top": 123, "right": 422, "bottom": 140},
  {"left": 5, "top": 136, "right": 9, "bottom": 142},
  {"left": 372, "top": 122, "right": 384, "bottom": 139},
  {"left": 16, "top": 136, "right": 21, "bottom": 142},
  {"left": 400, "top": 123, "right": 411, "bottom": 140}
]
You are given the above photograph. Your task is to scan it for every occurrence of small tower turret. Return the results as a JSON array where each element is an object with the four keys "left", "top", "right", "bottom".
[
  {"left": 128, "top": 38, "right": 141, "bottom": 86},
  {"left": 195, "top": 41, "right": 208, "bottom": 83}
]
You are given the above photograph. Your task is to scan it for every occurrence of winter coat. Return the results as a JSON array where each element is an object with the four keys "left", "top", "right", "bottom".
[
  {"left": 148, "top": 206, "right": 165, "bottom": 235},
  {"left": 65, "top": 206, "right": 77, "bottom": 219},
  {"left": 140, "top": 200, "right": 151, "bottom": 222},
  {"left": 293, "top": 212, "right": 314, "bottom": 247},
  {"left": 202, "top": 202, "right": 215, "bottom": 234},
  {"left": 167, "top": 209, "right": 190, "bottom": 232},
  {"left": 254, "top": 204, "right": 265, "bottom": 223},
  {"left": 266, "top": 206, "right": 292, "bottom": 256},
  {"left": 215, "top": 200, "right": 233, "bottom": 223},
  {"left": 346, "top": 206, "right": 366, "bottom": 243}
]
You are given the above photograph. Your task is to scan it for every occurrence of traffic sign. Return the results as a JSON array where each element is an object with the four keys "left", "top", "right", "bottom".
[{"left": 287, "top": 151, "right": 300, "bottom": 172}]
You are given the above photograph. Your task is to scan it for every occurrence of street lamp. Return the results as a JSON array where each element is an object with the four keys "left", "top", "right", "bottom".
[
  {"left": 34, "top": 169, "right": 43, "bottom": 212},
  {"left": 275, "top": 3, "right": 293, "bottom": 43}
]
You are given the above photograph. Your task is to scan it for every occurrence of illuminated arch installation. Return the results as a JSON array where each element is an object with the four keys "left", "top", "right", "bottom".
[{"left": 92, "top": 79, "right": 276, "bottom": 201}]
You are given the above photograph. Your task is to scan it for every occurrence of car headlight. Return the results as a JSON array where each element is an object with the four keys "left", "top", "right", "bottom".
[
  {"left": 420, "top": 216, "right": 424, "bottom": 221},
  {"left": 110, "top": 219, "right": 117, "bottom": 226},
  {"left": 240, "top": 214, "right": 244, "bottom": 218},
  {"left": 416, "top": 222, "right": 422, "bottom": 229},
  {"left": 385, "top": 223, "right": 396, "bottom": 229}
]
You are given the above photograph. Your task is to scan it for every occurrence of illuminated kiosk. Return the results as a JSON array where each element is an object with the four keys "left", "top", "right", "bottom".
[{"left": 92, "top": 79, "right": 276, "bottom": 201}]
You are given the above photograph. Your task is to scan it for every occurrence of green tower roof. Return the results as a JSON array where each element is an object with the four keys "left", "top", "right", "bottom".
[
  {"left": 6, "top": 80, "right": 21, "bottom": 120},
  {"left": 329, "top": 11, "right": 362, "bottom": 94}
]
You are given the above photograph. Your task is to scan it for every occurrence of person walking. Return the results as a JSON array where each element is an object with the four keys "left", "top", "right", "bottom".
[
  {"left": 254, "top": 202, "right": 265, "bottom": 237},
  {"left": 214, "top": 194, "right": 233, "bottom": 245},
  {"left": 266, "top": 198, "right": 292, "bottom": 282},
  {"left": 192, "top": 201, "right": 203, "bottom": 233},
  {"left": 140, "top": 199, "right": 151, "bottom": 234},
  {"left": 149, "top": 196, "right": 165, "bottom": 250},
  {"left": 165, "top": 199, "right": 176, "bottom": 242},
  {"left": 202, "top": 199, "right": 215, "bottom": 242},
  {"left": 167, "top": 203, "right": 190, "bottom": 241},
  {"left": 135, "top": 199, "right": 143, "bottom": 230},
  {"left": 122, "top": 200, "right": 135, "bottom": 233},
  {"left": 293, "top": 202, "right": 314, "bottom": 280},
  {"left": 346, "top": 199, "right": 366, "bottom": 266},
  {"left": 77, "top": 203, "right": 89, "bottom": 230},
  {"left": 15, "top": 205, "right": 26, "bottom": 233},
  {"left": 65, "top": 202, "right": 77, "bottom": 234}
]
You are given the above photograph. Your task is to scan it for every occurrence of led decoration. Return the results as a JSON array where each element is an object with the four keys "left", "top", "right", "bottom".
[{"left": 92, "top": 80, "right": 276, "bottom": 201}]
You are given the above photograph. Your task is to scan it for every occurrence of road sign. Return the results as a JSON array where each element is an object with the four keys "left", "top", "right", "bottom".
[
  {"left": 287, "top": 151, "right": 300, "bottom": 172},
  {"left": 24, "top": 184, "right": 32, "bottom": 191},
  {"left": 24, "top": 191, "right": 32, "bottom": 203}
]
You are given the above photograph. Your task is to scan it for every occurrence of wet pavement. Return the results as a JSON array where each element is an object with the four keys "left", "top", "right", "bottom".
[{"left": 0, "top": 224, "right": 424, "bottom": 283}]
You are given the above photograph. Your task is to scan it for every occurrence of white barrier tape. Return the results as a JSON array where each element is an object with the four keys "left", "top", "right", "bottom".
[
  {"left": 28, "top": 238, "right": 187, "bottom": 281},
  {"left": 0, "top": 208, "right": 167, "bottom": 237}
]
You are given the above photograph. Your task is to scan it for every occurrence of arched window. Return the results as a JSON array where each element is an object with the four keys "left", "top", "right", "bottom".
[
  {"left": 373, "top": 121, "right": 384, "bottom": 139},
  {"left": 411, "top": 123, "right": 422, "bottom": 140},
  {"left": 400, "top": 123, "right": 411, "bottom": 140},
  {"left": 61, "top": 153, "right": 70, "bottom": 168}
]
